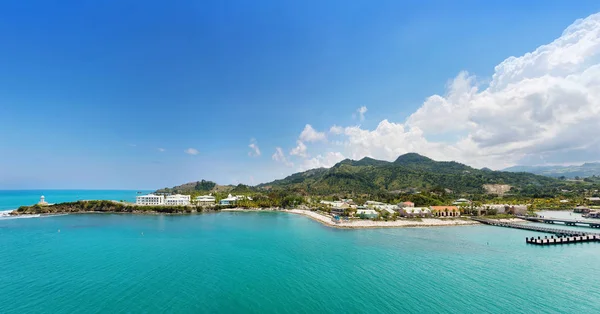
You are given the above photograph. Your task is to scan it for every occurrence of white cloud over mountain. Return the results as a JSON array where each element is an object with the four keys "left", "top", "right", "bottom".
[
  {"left": 248, "top": 138, "right": 261, "bottom": 157},
  {"left": 299, "top": 152, "right": 346, "bottom": 171},
  {"left": 277, "top": 12, "right": 600, "bottom": 171},
  {"left": 299, "top": 124, "right": 327, "bottom": 142},
  {"left": 290, "top": 140, "right": 308, "bottom": 158}
]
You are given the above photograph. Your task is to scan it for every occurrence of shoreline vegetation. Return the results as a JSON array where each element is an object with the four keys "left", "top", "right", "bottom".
[{"left": 10, "top": 200, "right": 526, "bottom": 229}]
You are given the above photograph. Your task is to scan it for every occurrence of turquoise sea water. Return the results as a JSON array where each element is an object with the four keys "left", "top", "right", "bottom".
[
  {"left": 0, "top": 190, "right": 150, "bottom": 211},
  {"left": 1, "top": 211, "right": 600, "bottom": 313}
]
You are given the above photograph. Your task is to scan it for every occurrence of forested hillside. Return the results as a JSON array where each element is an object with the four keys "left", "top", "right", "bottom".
[{"left": 259, "top": 153, "right": 562, "bottom": 196}]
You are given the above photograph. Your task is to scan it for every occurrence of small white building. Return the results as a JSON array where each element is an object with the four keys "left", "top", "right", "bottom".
[
  {"left": 453, "top": 198, "right": 471, "bottom": 205},
  {"left": 165, "top": 194, "right": 191, "bottom": 206},
  {"left": 365, "top": 201, "right": 397, "bottom": 213},
  {"left": 235, "top": 195, "right": 253, "bottom": 201},
  {"left": 38, "top": 195, "right": 49, "bottom": 205},
  {"left": 320, "top": 200, "right": 350, "bottom": 208},
  {"left": 365, "top": 201, "right": 386, "bottom": 206},
  {"left": 220, "top": 194, "right": 238, "bottom": 206},
  {"left": 383, "top": 206, "right": 398, "bottom": 214},
  {"left": 401, "top": 207, "right": 431, "bottom": 217},
  {"left": 136, "top": 194, "right": 165, "bottom": 205},
  {"left": 196, "top": 195, "right": 216, "bottom": 206}
]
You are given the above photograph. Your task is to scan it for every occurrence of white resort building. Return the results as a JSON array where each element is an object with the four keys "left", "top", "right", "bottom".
[
  {"left": 196, "top": 195, "right": 216, "bottom": 206},
  {"left": 400, "top": 207, "right": 431, "bottom": 217},
  {"left": 321, "top": 200, "right": 351, "bottom": 208},
  {"left": 220, "top": 194, "right": 239, "bottom": 206},
  {"left": 365, "top": 201, "right": 386, "bottom": 207},
  {"left": 452, "top": 198, "right": 471, "bottom": 205},
  {"left": 365, "top": 201, "right": 398, "bottom": 213},
  {"left": 165, "top": 194, "right": 191, "bottom": 206},
  {"left": 136, "top": 194, "right": 165, "bottom": 205}
]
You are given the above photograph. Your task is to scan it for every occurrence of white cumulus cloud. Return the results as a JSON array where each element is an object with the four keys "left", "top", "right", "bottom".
[
  {"left": 403, "top": 12, "right": 600, "bottom": 167},
  {"left": 329, "top": 125, "right": 343, "bottom": 134},
  {"left": 290, "top": 140, "right": 308, "bottom": 157},
  {"left": 299, "top": 152, "right": 346, "bottom": 171},
  {"left": 356, "top": 106, "right": 368, "bottom": 121},
  {"left": 289, "top": 12, "right": 600, "bottom": 170},
  {"left": 248, "top": 138, "right": 261, "bottom": 157},
  {"left": 184, "top": 148, "right": 199, "bottom": 155},
  {"left": 299, "top": 124, "right": 327, "bottom": 142}
]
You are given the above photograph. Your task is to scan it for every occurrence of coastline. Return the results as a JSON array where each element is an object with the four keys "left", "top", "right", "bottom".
[
  {"left": 224, "top": 208, "right": 526, "bottom": 229},
  {"left": 286, "top": 209, "right": 478, "bottom": 228},
  {"left": 8, "top": 203, "right": 529, "bottom": 229}
]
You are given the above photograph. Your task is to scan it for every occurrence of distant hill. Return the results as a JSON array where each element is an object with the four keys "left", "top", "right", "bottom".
[
  {"left": 258, "top": 153, "right": 559, "bottom": 195},
  {"left": 504, "top": 162, "right": 600, "bottom": 178}
]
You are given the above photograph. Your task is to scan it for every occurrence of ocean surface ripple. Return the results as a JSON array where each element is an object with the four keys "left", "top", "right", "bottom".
[{"left": 1, "top": 212, "right": 599, "bottom": 313}]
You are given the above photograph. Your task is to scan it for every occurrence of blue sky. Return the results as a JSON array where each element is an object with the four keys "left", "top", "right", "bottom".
[{"left": 1, "top": 1, "right": 600, "bottom": 189}]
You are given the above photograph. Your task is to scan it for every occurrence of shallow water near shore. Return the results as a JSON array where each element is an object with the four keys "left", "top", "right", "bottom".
[{"left": 1, "top": 212, "right": 599, "bottom": 313}]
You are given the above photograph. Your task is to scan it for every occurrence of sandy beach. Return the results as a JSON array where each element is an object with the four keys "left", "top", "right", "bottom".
[
  {"left": 222, "top": 208, "right": 509, "bottom": 228},
  {"left": 286, "top": 209, "right": 483, "bottom": 228}
]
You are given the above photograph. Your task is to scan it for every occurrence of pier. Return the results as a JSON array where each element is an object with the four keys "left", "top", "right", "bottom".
[
  {"left": 516, "top": 216, "right": 600, "bottom": 228},
  {"left": 471, "top": 218, "right": 595, "bottom": 236},
  {"left": 471, "top": 218, "right": 600, "bottom": 245},
  {"left": 525, "top": 234, "right": 600, "bottom": 245}
]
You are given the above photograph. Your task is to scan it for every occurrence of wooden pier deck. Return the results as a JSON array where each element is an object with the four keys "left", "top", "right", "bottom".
[
  {"left": 516, "top": 216, "right": 600, "bottom": 228},
  {"left": 471, "top": 218, "right": 600, "bottom": 245},
  {"left": 470, "top": 218, "right": 596, "bottom": 236}
]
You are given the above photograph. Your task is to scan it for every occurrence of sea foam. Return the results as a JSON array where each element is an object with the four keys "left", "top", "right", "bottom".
[{"left": 0, "top": 210, "right": 41, "bottom": 219}]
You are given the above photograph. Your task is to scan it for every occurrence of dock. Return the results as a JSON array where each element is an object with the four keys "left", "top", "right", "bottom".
[
  {"left": 526, "top": 234, "right": 600, "bottom": 245},
  {"left": 471, "top": 218, "right": 600, "bottom": 245},
  {"left": 517, "top": 216, "right": 600, "bottom": 228},
  {"left": 470, "top": 218, "right": 594, "bottom": 236}
]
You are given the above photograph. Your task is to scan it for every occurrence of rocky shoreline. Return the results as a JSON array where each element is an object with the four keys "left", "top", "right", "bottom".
[{"left": 10, "top": 200, "right": 214, "bottom": 216}]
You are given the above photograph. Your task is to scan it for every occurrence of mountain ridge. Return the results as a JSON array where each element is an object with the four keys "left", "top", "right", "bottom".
[
  {"left": 157, "top": 153, "right": 568, "bottom": 197},
  {"left": 258, "top": 153, "right": 558, "bottom": 195}
]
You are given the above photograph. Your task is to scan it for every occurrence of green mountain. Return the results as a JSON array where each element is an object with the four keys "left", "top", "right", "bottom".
[
  {"left": 259, "top": 153, "right": 559, "bottom": 195},
  {"left": 504, "top": 163, "right": 600, "bottom": 179}
]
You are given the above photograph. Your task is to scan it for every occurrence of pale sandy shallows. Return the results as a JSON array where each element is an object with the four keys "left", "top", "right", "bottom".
[
  {"left": 224, "top": 208, "right": 477, "bottom": 228},
  {"left": 286, "top": 209, "right": 480, "bottom": 228},
  {"left": 221, "top": 208, "right": 526, "bottom": 228}
]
